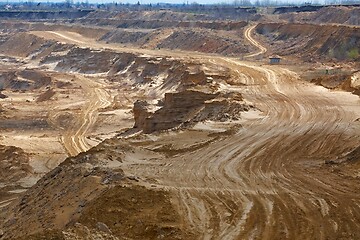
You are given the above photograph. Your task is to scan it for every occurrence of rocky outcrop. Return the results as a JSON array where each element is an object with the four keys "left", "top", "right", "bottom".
[
  {"left": 133, "top": 100, "right": 151, "bottom": 129},
  {"left": 141, "top": 90, "right": 217, "bottom": 133},
  {"left": 310, "top": 71, "right": 360, "bottom": 96},
  {"left": 134, "top": 90, "right": 250, "bottom": 134}
]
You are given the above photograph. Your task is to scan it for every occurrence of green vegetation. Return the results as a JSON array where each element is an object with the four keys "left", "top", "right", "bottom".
[{"left": 347, "top": 48, "right": 359, "bottom": 60}]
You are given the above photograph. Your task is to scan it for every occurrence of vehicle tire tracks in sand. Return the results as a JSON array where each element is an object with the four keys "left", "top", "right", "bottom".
[
  {"left": 244, "top": 24, "right": 267, "bottom": 58},
  {"left": 61, "top": 75, "right": 112, "bottom": 156},
  {"left": 33, "top": 28, "right": 360, "bottom": 239}
]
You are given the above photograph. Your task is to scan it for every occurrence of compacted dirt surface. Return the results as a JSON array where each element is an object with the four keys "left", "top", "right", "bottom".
[{"left": 0, "top": 7, "right": 360, "bottom": 240}]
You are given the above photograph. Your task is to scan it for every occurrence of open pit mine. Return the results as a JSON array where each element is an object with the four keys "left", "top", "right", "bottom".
[{"left": 0, "top": 3, "right": 359, "bottom": 240}]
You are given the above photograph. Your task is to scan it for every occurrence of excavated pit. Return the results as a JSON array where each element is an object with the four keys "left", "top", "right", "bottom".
[{"left": 0, "top": 7, "right": 360, "bottom": 239}]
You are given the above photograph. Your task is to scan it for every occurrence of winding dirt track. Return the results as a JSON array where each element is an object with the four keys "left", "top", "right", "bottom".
[
  {"left": 61, "top": 76, "right": 112, "bottom": 156},
  {"left": 244, "top": 25, "right": 267, "bottom": 58},
  {"left": 32, "top": 29, "right": 360, "bottom": 239}
]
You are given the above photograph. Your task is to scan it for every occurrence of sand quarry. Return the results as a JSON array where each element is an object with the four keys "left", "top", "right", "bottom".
[{"left": 0, "top": 5, "right": 360, "bottom": 239}]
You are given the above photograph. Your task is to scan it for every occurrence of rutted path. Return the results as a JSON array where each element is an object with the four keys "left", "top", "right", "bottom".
[
  {"left": 244, "top": 24, "right": 267, "bottom": 58},
  {"left": 61, "top": 75, "right": 112, "bottom": 156},
  {"left": 32, "top": 28, "right": 360, "bottom": 239}
]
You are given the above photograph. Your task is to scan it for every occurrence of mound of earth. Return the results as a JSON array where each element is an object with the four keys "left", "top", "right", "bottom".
[
  {"left": 0, "top": 141, "right": 194, "bottom": 240},
  {"left": 36, "top": 88, "right": 56, "bottom": 102},
  {"left": 256, "top": 22, "right": 360, "bottom": 62},
  {"left": 100, "top": 27, "right": 250, "bottom": 56},
  {"left": 0, "top": 32, "right": 49, "bottom": 58},
  {"left": 0, "top": 21, "right": 108, "bottom": 39},
  {"left": 279, "top": 6, "right": 360, "bottom": 26},
  {"left": 0, "top": 69, "right": 51, "bottom": 91},
  {"left": 302, "top": 70, "right": 360, "bottom": 96},
  {"left": 156, "top": 29, "right": 249, "bottom": 55},
  {"left": 90, "top": 18, "right": 248, "bottom": 31},
  {"left": 0, "top": 145, "right": 32, "bottom": 184},
  {"left": 0, "top": 145, "right": 32, "bottom": 204}
]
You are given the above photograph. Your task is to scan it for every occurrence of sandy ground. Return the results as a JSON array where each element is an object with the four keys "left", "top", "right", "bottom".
[
  {"left": 1, "top": 24, "right": 360, "bottom": 238},
  {"left": 0, "top": 58, "right": 134, "bottom": 200},
  {"left": 244, "top": 24, "right": 267, "bottom": 58}
]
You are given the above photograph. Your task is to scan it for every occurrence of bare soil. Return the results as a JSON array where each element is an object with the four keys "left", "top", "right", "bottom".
[{"left": 0, "top": 8, "right": 360, "bottom": 239}]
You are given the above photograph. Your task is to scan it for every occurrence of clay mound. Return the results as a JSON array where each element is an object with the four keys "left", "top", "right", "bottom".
[
  {"left": 99, "top": 26, "right": 250, "bottom": 56},
  {"left": 0, "top": 149, "right": 123, "bottom": 239},
  {"left": 0, "top": 32, "right": 48, "bottom": 57},
  {"left": 311, "top": 74, "right": 352, "bottom": 89},
  {"left": 99, "top": 29, "right": 148, "bottom": 44},
  {"left": 256, "top": 23, "right": 360, "bottom": 61},
  {"left": 46, "top": 46, "right": 228, "bottom": 93},
  {"left": 157, "top": 29, "right": 249, "bottom": 55},
  {"left": 302, "top": 70, "right": 360, "bottom": 96},
  {"left": 313, "top": 6, "right": 360, "bottom": 25},
  {"left": 36, "top": 88, "right": 56, "bottom": 102},
  {"left": 79, "top": 9, "right": 250, "bottom": 29},
  {"left": 52, "top": 47, "right": 121, "bottom": 74},
  {"left": 77, "top": 185, "right": 193, "bottom": 240},
  {"left": 0, "top": 69, "right": 52, "bottom": 91},
  {"left": 0, "top": 143, "right": 193, "bottom": 240},
  {"left": 0, "top": 71, "right": 30, "bottom": 90},
  {"left": 19, "top": 69, "right": 51, "bottom": 88},
  {"left": 300, "top": 6, "right": 360, "bottom": 25},
  {"left": 0, "top": 145, "right": 32, "bottom": 183},
  {"left": 0, "top": 31, "right": 73, "bottom": 61}
]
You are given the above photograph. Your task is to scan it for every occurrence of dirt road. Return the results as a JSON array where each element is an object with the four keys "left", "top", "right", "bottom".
[
  {"left": 244, "top": 24, "right": 267, "bottom": 58},
  {"left": 61, "top": 76, "right": 112, "bottom": 156},
  {"left": 32, "top": 29, "right": 360, "bottom": 239}
]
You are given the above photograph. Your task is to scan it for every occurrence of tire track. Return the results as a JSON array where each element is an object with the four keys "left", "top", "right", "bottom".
[
  {"left": 33, "top": 28, "right": 360, "bottom": 239},
  {"left": 61, "top": 76, "right": 112, "bottom": 156},
  {"left": 244, "top": 24, "right": 267, "bottom": 58}
]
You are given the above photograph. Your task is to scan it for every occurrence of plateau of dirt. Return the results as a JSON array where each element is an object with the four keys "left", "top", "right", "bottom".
[{"left": 0, "top": 5, "right": 360, "bottom": 240}]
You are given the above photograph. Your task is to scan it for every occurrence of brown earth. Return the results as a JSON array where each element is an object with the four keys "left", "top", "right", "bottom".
[
  {"left": 310, "top": 73, "right": 360, "bottom": 95},
  {"left": 0, "top": 8, "right": 360, "bottom": 240},
  {"left": 0, "top": 140, "right": 194, "bottom": 240},
  {"left": 0, "top": 145, "right": 32, "bottom": 184},
  {"left": 256, "top": 22, "right": 360, "bottom": 62},
  {"left": 279, "top": 5, "right": 360, "bottom": 25}
]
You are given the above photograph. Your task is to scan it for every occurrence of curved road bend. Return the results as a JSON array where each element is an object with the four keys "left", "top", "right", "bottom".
[{"left": 244, "top": 24, "right": 267, "bottom": 58}]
